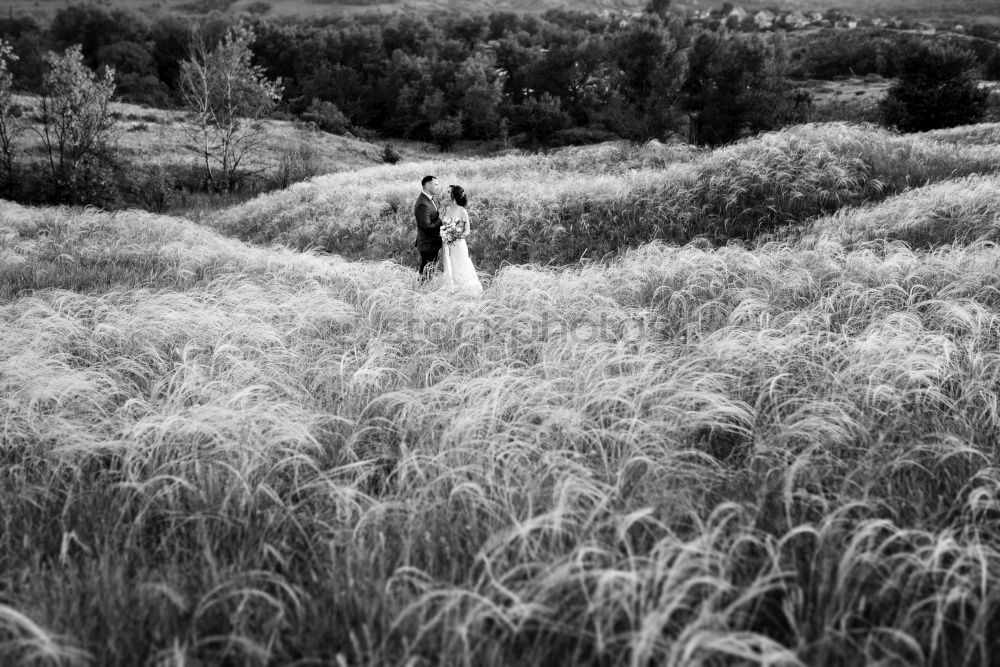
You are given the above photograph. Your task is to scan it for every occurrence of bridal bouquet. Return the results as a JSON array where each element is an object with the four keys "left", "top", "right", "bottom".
[{"left": 440, "top": 218, "right": 464, "bottom": 244}]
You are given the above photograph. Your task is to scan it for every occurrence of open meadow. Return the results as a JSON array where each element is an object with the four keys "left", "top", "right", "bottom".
[
  {"left": 7, "top": 94, "right": 462, "bottom": 216},
  {"left": 4, "top": 120, "right": 1000, "bottom": 665}
]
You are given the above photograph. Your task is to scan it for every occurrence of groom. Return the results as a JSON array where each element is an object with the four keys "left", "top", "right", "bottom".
[{"left": 414, "top": 175, "right": 443, "bottom": 281}]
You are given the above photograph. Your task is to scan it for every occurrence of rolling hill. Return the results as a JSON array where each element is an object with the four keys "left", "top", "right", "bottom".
[
  {"left": 5, "top": 120, "right": 1000, "bottom": 664},
  {"left": 206, "top": 121, "right": 1000, "bottom": 270}
]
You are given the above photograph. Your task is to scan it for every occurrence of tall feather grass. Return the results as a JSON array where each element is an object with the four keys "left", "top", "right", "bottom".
[
  {"left": 5, "top": 193, "right": 1000, "bottom": 663},
  {"left": 803, "top": 174, "right": 1000, "bottom": 248},
  {"left": 208, "top": 122, "right": 1000, "bottom": 271}
]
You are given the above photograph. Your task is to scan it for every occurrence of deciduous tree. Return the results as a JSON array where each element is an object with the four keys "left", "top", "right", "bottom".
[
  {"left": 179, "top": 25, "right": 282, "bottom": 192},
  {"left": 0, "top": 40, "right": 23, "bottom": 183},
  {"left": 36, "top": 44, "right": 118, "bottom": 202},
  {"left": 683, "top": 32, "right": 807, "bottom": 145},
  {"left": 880, "top": 41, "right": 989, "bottom": 132},
  {"left": 456, "top": 51, "right": 503, "bottom": 139},
  {"left": 610, "top": 17, "right": 688, "bottom": 141}
]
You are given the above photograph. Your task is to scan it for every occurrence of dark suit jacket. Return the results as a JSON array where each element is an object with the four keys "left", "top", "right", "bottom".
[{"left": 414, "top": 192, "right": 442, "bottom": 252}]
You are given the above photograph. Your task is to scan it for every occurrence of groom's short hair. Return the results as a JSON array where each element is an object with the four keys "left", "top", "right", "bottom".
[{"left": 421, "top": 175, "right": 437, "bottom": 188}]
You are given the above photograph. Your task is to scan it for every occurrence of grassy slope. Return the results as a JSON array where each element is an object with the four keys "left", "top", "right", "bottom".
[
  {"left": 5, "top": 120, "right": 1000, "bottom": 664},
  {"left": 208, "top": 121, "right": 1000, "bottom": 271},
  {"left": 11, "top": 95, "right": 450, "bottom": 181}
]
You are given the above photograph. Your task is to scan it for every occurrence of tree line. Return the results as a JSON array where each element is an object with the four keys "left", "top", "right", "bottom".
[
  {"left": 0, "top": 3, "right": 994, "bottom": 209},
  {"left": 0, "top": 19, "right": 283, "bottom": 207},
  {"left": 0, "top": 5, "right": 820, "bottom": 148}
]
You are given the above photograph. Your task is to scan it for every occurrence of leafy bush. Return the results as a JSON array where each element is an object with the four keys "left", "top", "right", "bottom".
[
  {"left": 880, "top": 42, "right": 989, "bottom": 132},
  {"left": 382, "top": 143, "right": 402, "bottom": 164},
  {"left": 37, "top": 45, "right": 120, "bottom": 205},
  {"left": 985, "top": 49, "right": 1000, "bottom": 81},
  {"left": 684, "top": 32, "right": 808, "bottom": 146},
  {"left": 788, "top": 29, "right": 914, "bottom": 79},
  {"left": 430, "top": 116, "right": 463, "bottom": 151},
  {"left": 302, "top": 98, "right": 350, "bottom": 135},
  {"left": 0, "top": 39, "right": 22, "bottom": 183},
  {"left": 117, "top": 163, "right": 178, "bottom": 212},
  {"left": 507, "top": 93, "right": 571, "bottom": 146}
]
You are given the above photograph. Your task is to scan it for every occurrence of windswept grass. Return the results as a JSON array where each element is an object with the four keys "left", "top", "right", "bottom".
[
  {"left": 5, "top": 195, "right": 1000, "bottom": 664},
  {"left": 209, "top": 122, "right": 1000, "bottom": 271},
  {"left": 804, "top": 173, "right": 1000, "bottom": 247},
  {"left": 918, "top": 122, "right": 1000, "bottom": 146},
  {"left": 0, "top": 200, "right": 405, "bottom": 301}
]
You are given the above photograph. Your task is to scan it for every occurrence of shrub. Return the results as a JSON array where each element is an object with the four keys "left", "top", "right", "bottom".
[
  {"left": 430, "top": 116, "right": 463, "bottom": 151},
  {"left": 507, "top": 93, "right": 571, "bottom": 146},
  {"left": 788, "top": 29, "right": 913, "bottom": 80},
  {"left": 302, "top": 98, "right": 350, "bottom": 135},
  {"left": 880, "top": 41, "right": 989, "bottom": 132},
  {"left": 117, "top": 162, "right": 177, "bottom": 212},
  {"left": 0, "top": 40, "right": 23, "bottom": 184},
  {"left": 382, "top": 143, "right": 402, "bottom": 164},
  {"left": 36, "top": 44, "right": 120, "bottom": 205},
  {"left": 984, "top": 49, "right": 1000, "bottom": 81},
  {"left": 683, "top": 32, "right": 808, "bottom": 146}
]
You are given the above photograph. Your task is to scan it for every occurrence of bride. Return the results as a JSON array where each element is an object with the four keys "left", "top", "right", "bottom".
[{"left": 439, "top": 184, "right": 483, "bottom": 294}]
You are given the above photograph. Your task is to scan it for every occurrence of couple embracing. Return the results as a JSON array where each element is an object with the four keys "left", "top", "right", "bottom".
[{"left": 414, "top": 175, "right": 483, "bottom": 294}]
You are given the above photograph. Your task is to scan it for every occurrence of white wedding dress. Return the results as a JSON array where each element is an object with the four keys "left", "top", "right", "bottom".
[{"left": 440, "top": 208, "right": 483, "bottom": 295}]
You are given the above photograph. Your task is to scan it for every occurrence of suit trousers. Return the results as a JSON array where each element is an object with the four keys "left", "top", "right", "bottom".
[{"left": 418, "top": 249, "right": 439, "bottom": 278}]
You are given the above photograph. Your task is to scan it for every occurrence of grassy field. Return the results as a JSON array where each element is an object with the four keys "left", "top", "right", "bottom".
[
  {"left": 5, "top": 120, "right": 1000, "bottom": 665},
  {"left": 9, "top": 95, "right": 450, "bottom": 175},
  {"left": 208, "top": 121, "right": 1000, "bottom": 271},
  {"left": 9, "top": 94, "right": 493, "bottom": 216}
]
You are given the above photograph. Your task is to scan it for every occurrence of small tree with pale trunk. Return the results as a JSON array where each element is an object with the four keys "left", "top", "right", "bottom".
[
  {"left": 0, "top": 40, "right": 23, "bottom": 184},
  {"left": 178, "top": 25, "right": 282, "bottom": 193},
  {"left": 36, "top": 44, "right": 118, "bottom": 203}
]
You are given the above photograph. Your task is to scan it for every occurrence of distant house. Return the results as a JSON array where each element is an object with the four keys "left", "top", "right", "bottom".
[
  {"left": 710, "top": 2, "right": 734, "bottom": 17},
  {"left": 715, "top": 3, "right": 748, "bottom": 21},
  {"left": 782, "top": 11, "right": 811, "bottom": 29},
  {"left": 754, "top": 10, "right": 776, "bottom": 30}
]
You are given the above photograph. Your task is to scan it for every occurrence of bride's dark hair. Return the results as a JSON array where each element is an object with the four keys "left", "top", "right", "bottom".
[{"left": 449, "top": 185, "right": 468, "bottom": 207}]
